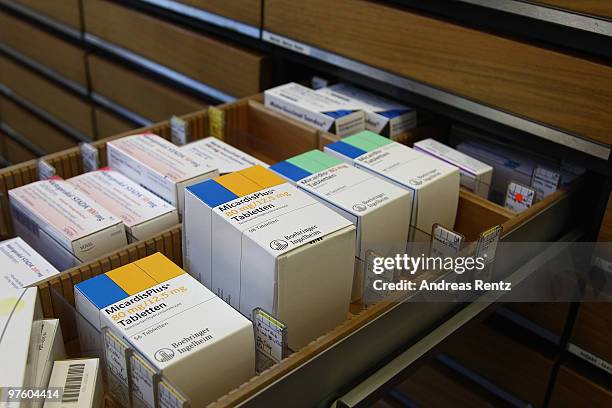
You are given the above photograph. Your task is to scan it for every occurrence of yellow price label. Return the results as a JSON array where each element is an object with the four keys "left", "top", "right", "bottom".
[{"left": 208, "top": 107, "right": 225, "bottom": 140}]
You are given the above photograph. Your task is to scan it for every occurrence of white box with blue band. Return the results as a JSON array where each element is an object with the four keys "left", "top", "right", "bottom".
[
  {"left": 183, "top": 165, "right": 356, "bottom": 349},
  {"left": 270, "top": 150, "right": 412, "bottom": 300},
  {"left": 325, "top": 131, "right": 460, "bottom": 235},
  {"left": 264, "top": 82, "right": 365, "bottom": 137}
]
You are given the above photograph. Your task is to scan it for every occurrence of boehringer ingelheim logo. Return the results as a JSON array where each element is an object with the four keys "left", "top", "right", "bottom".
[
  {"left": 352, "top": 203, "right": 367, "bottom": 212},
  {"left": 154, "top": 348, "right": 175, "bottom": 362},
  {"left": 270, "top": 239, "right": 288, "bottom": 251}
]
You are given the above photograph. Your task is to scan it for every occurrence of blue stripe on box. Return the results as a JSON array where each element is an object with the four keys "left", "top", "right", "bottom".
[
  {"left": 322, "top": 109, "right": 355, "bottom": 119},
  {"left": 75, "top": 274, "right": 128, "bottom": 309},
  {"left": 379, "top": 109, "right": 411, "bottom": 119},
  {"left": 326, "top": 141, "right": 367, "bottom": 159},
  {"left": 187, "top": 179, "right": 238, "bottom": 207},
  {"left": 270, "top": 161, "right": 312, "bottom": 182}
]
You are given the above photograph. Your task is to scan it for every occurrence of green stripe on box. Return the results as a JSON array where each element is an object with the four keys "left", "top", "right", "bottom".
[
  {"left": 287, "top": 150, "right": 343, "bottom": 173},
  {"left": 343, "top": 131, "right": 393, "bottom": 152}
]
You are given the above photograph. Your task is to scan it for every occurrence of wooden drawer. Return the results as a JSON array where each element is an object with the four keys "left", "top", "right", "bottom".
[
  {"left": 88, "top": 55, "right": 206, "bottom": 122},
  {"left": 508, "top": 302, "right": 570, "bottom": 336},
  {"left": 0, "top": 96, "right": 76, "bottom": 154},
  {"left": 0, "top": 55, "right": 94, "bottom": 138},
  {"left": 83, "top": 0, "right": 268, "bottom": 97},
  {"left": 534, "top": 1, "right": 612, "bottom": 18},
  {"left": 94, "top": 108, "right": 135, "bottom": 140},
  {"left": 598, "top": 193, "right": 612, "bottom": 242},
  {"left": 264, "top": 0, "right": 612, "bottom": 145},
  {"left": 1, "top": 133, "right": 37, "bottom": 164},
  {"left": 393, "top": 361, "right": 503, "bottom": 407},
  {"left": 441, "top": 322, "right": 555, "bottom": 406},
  {"left": 0, "top": 11, "right": 87, "bottom": 86},
  {"left": 178, "top": 0, "right": 261, "bottom": 27},
  {"left": 572, "top": 303, "right": 612, "bottom": 365},
  {"left": 13, "top": 0, "right": 82, "bottom": 30},
  {"left": 550, "top": 363, "right": 612, "bottom": 407}
]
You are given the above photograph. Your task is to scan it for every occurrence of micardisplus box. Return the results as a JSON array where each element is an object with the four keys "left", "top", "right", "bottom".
[
  {"left": 74, "top": 253, "right": 254, "bottom": 407},
  {"left": 270, "top": 150, "right": 412, "bottom": 300},
  {"left": 181, "top": 137, "right": 268, "bottom": 175},
  {"left": 325, "top": 131, "right": 460, "bottom": 235},
  {"left": 69, "top": 169, "right": 179, "bottom": 242},
  {"left": 264, "top": 82, "right": 365, "bottom": 137},
  {"left": 107, "top": 133, "right": 219, "bottom": 216},
  {"left": 9, "top": 178, "right": 127, "bottom": 270},
  {"left": 184, "top": 165, "right": 356, "bottom": 349}
]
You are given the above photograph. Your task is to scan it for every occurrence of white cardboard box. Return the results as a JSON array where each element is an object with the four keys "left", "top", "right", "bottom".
[
  {"left": 106, "top": 133, "right": 219, "bottom": 216},
  {"left": 414, "top": 138, "right": 493, "bottom": 199},
  {"left": 318, "top": 83, "right": 416, "bottom": 139},
  {"left": 325, "top": 131, "right": 460, "bottom": 235},
  {"left": 0, "top": 237, "right": 60, "bottom": 288},
  {"left": 8, "top": 179, "right": 127, "bottom": 271},
  {"left": 181, "top": 137, "right": 268, "bottom": 175},
  {"left": 270, "top": 150, "right": 412, "bottom": 300},
  {"left": 33, "top": 320, "right": 66, "bottom": 408},
  {"left": 74, "top": 254, "right": 254, "bottom": 408},
  {"left": 264, "top": 82, "right": 365, "bottom": 137},
  {"left": 44, "top": 359, "right": 103, "bottom": 408},
  {"left": 68, "top": 169, "right": 179, "bottom": 242},
  {"left": 0, "top": 285, "right": 42, "bottom": 406},
  {"left": 184, "top": 165, "right": 356, "bottom": 349}
]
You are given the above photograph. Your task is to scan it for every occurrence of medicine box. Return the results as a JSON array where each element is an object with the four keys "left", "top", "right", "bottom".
[
  {"left": 270, "top": 150, "right": 412, "bottom": 300},
  {"left": 318, "top": 83, "right": 416, "bottom": 139},
  {"left": 69, "top": 169, "right": 179, "bottom": 242},
  {"left": 106, "top": 133, "right": 219, "bottom": 215},
  {"left": 0, "top": 284, "right": 42, "bottom": 403},
  {"left": 33, "top": 319, "right": 66, "bottom": 408},
  {"left": 414, "top": 138, "right": 493, "bottom": 199},
  {"left": 264, "top": 82, "right": 365, "bottom": 137},
  {"left": 184, "top": 165, "right": 356, "bottom": 349},
  {"left": 181, "top": 137, "right": 268, "bottom": 175},
  {"left": 74, "top": 253, "right": 254, "bottom": 407},
  {"left": 325, "top": 131, "right": 460, "bottom": 234},
  {"left": 44, "top": 358, "right": 103, "bottom": 408},
  {"left": 0, "top": 237, "right": 60, "bottom": 288},
  {"left": 9, "top": 178, "right": 127, "bottom": 271}
]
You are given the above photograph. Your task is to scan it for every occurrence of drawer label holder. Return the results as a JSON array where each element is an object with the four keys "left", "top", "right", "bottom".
[{"left": 253, "top": 307, "right": 288, "bottom": 374}]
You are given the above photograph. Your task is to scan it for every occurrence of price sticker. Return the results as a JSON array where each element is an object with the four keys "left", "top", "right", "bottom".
[
  {"left": 170, "top": 116, "right": 189, "bottom": 146},
  {"left": 80, "top": 142, "right": 99, "bottom": 172},
  {"left": 504, "top": 181, "right": 535, "bottom": 213},
  {"left": 531, "top": 166, "right": 560, "bottom": 201},
  {"left": 208, "top": 107, "right": 225, "bottom": 140},
  {"left": 430, "top": 224, "right": 464, "bottom": 258},
  {"left": 253, "top": 308, "right": 288, "bottom": 373},
  {"left": 158, "top": 379, "right": 189, "bottom": 408},
  {"left": 476, "top": 225, "right": 503, "bottom": 266},
  {"left": 130, "top": 353, "right": 158, "bottom": 408},
  {"left": 37, "top": 159, "right": 56, "bottom": 180}
]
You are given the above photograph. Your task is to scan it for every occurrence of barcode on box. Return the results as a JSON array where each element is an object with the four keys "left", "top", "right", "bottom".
[{"left": 62, "top": 363, "right": 85, "bottom": 403}]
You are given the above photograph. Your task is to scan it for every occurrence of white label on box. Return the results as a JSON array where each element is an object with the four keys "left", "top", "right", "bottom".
[
  {"left": 182, "top": 137, "right": 268, "bottom": 175},
  {"left": 38, "top": 160, "right": 56, "bottom": 181},
  {"left": 170, "top": 116, "right": 189, "bottom": 147},
  {"left": 130, "top": 353, "right": 157, "bottom": 408},
  {"left": 104, "top": 329, "right": 130, "bottom": 386},
  {"left": 531, "top": 166, "right": 560, "bottom": 201},
  {"left": 0, "top": 237, "right": 60, "bottom": 288},
  {"left": 504, "top": 181, "right": 535, "bottom": 213},
  {"left": 158, "top": 380, "right": 188, "bottom": 408},
  {"left": 80, "top": 143, "right": 100, "bottom": 173},
  {"left": 44, "top": 359, "right": 101, "bottom": 408}
]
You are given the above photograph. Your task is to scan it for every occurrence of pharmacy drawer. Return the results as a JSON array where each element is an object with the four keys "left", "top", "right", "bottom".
[
  {"left": 507, "top": 302, "right": 570, "bottom": 337},
  {"left": 0, "top": 96, "right": 76, "bottom": 154},
  {"left": 440, "top": 322, "right": 555, "bottom": 406},
  {"left": 550, "top": 363, "right": 612, "bottom": 407},
  {"left": 0, "top": 10, "right": 87, "bottom": 86},
  {"left": 11, "top": 0, "right": 82, "bottom": 30},
  {"left": 1, "top": 132, "right": 37, "bottom": 164},
  {"left": 533, "top": 1, "right": 612, "bottom": 18},
  {"left": 88, "top": 55, "right": 205, "bottom": 122},
  {"left": 178, "top": 0, "right": 262, "bottom": 27},
  {"left": 83, "top": 0, "right": 268, "bottom": 97},
  {"left": 571, "top": 303, "right": 612, "bottom": 365},
  {"left": 598, "top": 193, "right": 612, "bottom": 241},
  {"left": 93, "top": 108, "right": 136, "bottom": 140},
  {"left": 393, "top": 360, "right": 503, "bottom": 407},
  {"left": 0, "top": 55, "right": 94, "bottom": 138},
  {"left": 264, "top": 0, "right": 612, "bottom": 146}
]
